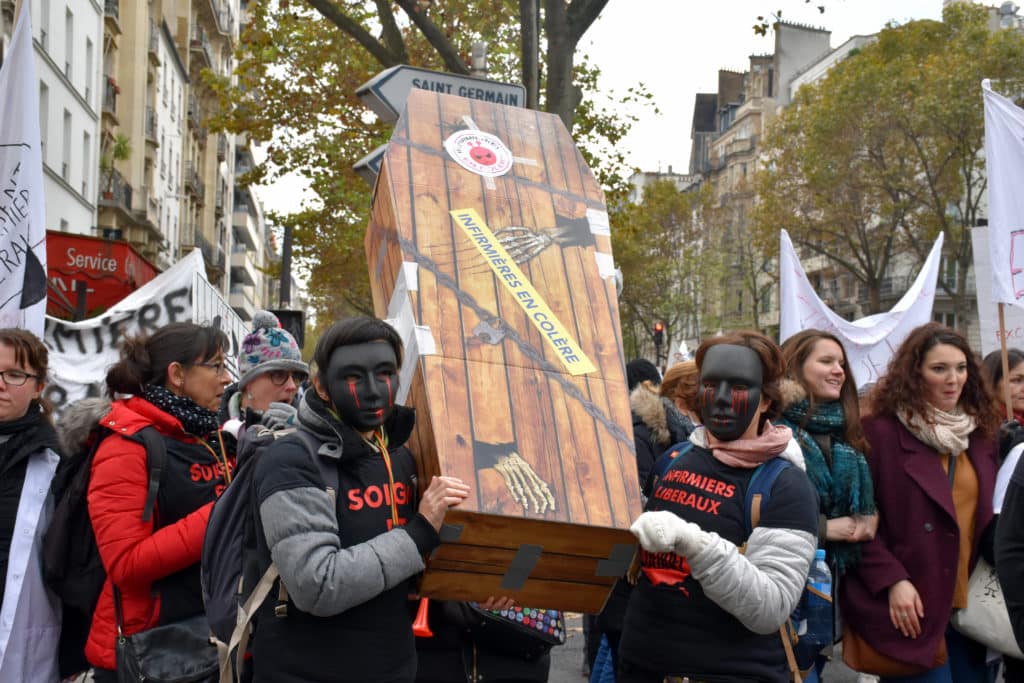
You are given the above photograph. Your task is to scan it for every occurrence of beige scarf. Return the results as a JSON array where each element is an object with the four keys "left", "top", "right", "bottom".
[
  {"left": 697, "top": 421, "right": 793, "bottom": 468},
  {"left": 898, "top": 407, "right": 975, "bottom": 456}
]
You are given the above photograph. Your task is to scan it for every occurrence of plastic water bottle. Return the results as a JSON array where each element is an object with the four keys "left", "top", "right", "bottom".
[{"left": 803, "top": 548, "right": 833, "bottom": 649}]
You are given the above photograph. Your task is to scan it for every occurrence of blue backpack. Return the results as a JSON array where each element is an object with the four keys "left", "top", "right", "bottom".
[{"left": 650, "top": 442, "right": 823, "bottom": 682}]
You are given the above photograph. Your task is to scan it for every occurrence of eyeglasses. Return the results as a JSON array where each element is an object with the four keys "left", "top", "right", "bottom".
[
  {"left": 195, "top": 360, "right": 229, "bottom": 375},
  {"left": 0, "top": 369, "right": 40, "bottom": 386},
  {"left": 268, "top": 369, "right": 308, "bottom": 386}
]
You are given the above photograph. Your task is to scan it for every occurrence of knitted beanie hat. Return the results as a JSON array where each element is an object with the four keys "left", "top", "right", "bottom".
[{"left": 238, "top": 310, "right": 308, "bottom": 390}]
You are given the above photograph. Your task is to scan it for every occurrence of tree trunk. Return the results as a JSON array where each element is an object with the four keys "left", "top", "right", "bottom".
[
  {"left": 520, "top": 0, "right": 540, "bottom": 110},
  {"left": 543, "top": 1, "right": 579, "bottom": 129}
]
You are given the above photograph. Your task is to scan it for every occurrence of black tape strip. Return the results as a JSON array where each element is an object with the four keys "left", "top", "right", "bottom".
[
  {"left": 595, "top": 543, "right": 636, "bottom": 577},
  {"left": 500, "top": 543, "right": 543, "bottom": 591},
  {"left": 439, "top": 523, "right": 464, "bottom": 543}
]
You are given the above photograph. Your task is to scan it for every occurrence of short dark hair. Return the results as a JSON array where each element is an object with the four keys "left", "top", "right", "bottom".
[
  {"left": 106, "top": 322, "right": 228, "bottom": 395},
  {"left": 626, "top": 358, "right": 660, "bottom": 391},
  {"left": 312, "top": 317, "right": 403, "bottom": 384}
]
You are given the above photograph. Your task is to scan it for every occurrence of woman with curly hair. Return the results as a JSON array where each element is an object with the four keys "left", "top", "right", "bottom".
[{"left": 841, "top": 323, "right": 999, "bottom": 682}]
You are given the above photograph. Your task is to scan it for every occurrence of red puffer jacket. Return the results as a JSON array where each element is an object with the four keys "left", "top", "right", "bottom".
[{"left": 85, "top": 396, "right": 228, "bottom": 670}]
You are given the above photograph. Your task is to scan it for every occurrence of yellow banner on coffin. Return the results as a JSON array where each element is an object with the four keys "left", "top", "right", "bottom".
[{"left": 450, "top": 208, "right": 596, "bottom": 376}]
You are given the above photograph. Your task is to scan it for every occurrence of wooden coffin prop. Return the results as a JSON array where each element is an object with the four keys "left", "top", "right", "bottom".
[{"left": 365, "top": 89, "right": 641, "bottom": 613}]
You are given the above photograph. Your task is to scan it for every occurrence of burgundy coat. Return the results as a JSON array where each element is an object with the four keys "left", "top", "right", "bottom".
[{"left": 839, "top": 413, "right": 997, "bottom": 668}]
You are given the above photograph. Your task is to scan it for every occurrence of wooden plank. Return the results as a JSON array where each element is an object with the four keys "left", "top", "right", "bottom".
[{"left": 439, "top": 509, "right": 635, "bottom": 554}]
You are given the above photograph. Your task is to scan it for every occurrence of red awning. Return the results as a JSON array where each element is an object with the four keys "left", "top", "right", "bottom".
[{"left": 47, "top": 231, "right": 160, "bottom": 318}]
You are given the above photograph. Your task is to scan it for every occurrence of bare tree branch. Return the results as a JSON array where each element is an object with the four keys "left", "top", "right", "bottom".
[
  {"left": 306, "top": 0, "right": 401, "bottom": 67},
  {"left": 374, "top": 0, "right": 409, "bottom": 64},
  {"left": 566, "top": 0, "right": 610, "bottom": 45},
  {"left": 394, "top": 0, "right": 470, "bottom": 74}
]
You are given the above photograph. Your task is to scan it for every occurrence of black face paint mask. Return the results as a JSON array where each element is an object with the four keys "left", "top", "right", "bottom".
[
  {"left": 322, "top": 341, "right": 400, "bottom": 434},
  {"left": 698, "top": 344, "right": 764, "bottom": 442}
]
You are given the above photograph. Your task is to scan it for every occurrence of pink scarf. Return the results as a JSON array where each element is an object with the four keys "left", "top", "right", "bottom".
[{"left": 704, "top": 421, "right": 793, "bottom": 468}]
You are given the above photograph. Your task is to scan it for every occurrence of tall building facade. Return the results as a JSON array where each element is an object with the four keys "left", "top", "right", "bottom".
[
  {"left": 2, "top": 0, "right": 275, "bottom": 319},
  {"left": 28, "top": 0, "right": 103, "bottom": 238}
]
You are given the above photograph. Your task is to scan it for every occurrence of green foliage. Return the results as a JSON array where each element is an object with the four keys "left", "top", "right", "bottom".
[
  {"left": 753, "top": 2, "right": 1024, "bottom": 317},
  {"left": 612, "top": 181, "right": 723, "bottom": 358},
  {"left": 208, "top": 1, "right": 645, "bottom": 334}
]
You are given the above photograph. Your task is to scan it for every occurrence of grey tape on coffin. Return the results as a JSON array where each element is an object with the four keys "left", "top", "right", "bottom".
[
  {"left": 595, "top": 543, "right": 636, "bottom": 577},
  {"left": 500, "top": 544, "right": 544, "bottom": 591},
  {"left": 439, "top": 523, "right": 464, "bottom": 543}
]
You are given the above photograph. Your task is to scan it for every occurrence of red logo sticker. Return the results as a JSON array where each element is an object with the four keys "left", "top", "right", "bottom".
[{"left": 444, "top": 130, "right": 514, "bottom": 177}]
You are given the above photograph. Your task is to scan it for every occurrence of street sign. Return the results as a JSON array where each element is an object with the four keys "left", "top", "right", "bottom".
[
  {"left": 357, "top": 65, "right": 526, "bottom": 124},
  {"left": 353, "top": 144, "right": 388, "bottom": 186}
]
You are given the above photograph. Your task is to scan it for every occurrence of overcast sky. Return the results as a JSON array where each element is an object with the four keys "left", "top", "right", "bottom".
[{"left": 256, "top": 0, "right": 946, "bottom": 214}]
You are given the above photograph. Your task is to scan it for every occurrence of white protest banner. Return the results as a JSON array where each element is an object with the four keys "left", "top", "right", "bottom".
[
  {"left": 779, "top": 229, "right": 943, "bottom": 389},
  {"left": 192, "top": 273, "right": 248, "bottom": 379},
  {"left": 983, "top": 80, "right": 1024, "bottom": 309},
  {"left": 43, "top": 249, "right": 204, "bottom": 411},
  {"left": 0, "top": 4, "right": 48, "bottom": 335},
  {"left": 972, "top": 226, "right": 1024, "bottom": 356}
]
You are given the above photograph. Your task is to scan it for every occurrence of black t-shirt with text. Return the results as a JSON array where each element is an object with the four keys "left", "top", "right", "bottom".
[{"left": 620, "top": 445, "right": 818, "bottom": 682}]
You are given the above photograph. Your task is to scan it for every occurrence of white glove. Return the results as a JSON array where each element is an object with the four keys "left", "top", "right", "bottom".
[{"left": 631, "top": 510, "right": 708, "bottom": 556}]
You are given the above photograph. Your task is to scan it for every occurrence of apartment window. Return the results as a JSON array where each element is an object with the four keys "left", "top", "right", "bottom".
[
  {"left": 940, "top": 255, "right": 959, "bottom": 291},
  {"left": 61, "top": 109, "right": 70, "bottom": 181},
  {"left": 64, "top": 8, "right": 72, "bottom": 80},
  {"left": 934, "top": 312, "right": 958, "bottom": 329},
  {"left": 39, "top": 83, "right": 48, "bottom": 158},
  {"left": 39, "top": 0, "right": 50, "bottom": 49},
  {"left": 60, "top": 218, "right": 68, "bottom": 232},
  {"left": 82, "top": 131, "right": 90, "bottom": 196},
  {"left": 85, "top": 38, "right": 93, "bottom": 104}
]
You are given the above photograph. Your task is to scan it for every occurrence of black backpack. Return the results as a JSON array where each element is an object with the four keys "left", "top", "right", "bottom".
[
  {"left": 42, "top": 425, "right": 167, "bottom": 678},
  {"left": 202, "top": 427, "right": 334, "bottom": 682}
]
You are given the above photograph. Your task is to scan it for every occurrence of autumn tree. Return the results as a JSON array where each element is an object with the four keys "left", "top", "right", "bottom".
[
  {"left": 612, "top": 180, "right": 724, "bottom": 359},
  {"left": 208, "top": 1, "right": 646, "bottom": 330},
  {"left": 753, "top": 2, "right": 1024, "bottom": 319}
]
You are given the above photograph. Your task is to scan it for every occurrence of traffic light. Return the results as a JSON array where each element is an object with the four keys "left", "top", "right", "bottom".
[{"left": 653, "top": 321, "right": 665, "bottom": 346}]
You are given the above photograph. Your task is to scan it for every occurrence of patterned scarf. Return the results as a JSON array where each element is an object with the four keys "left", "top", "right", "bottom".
[
  {"left": 898, "top": 406, "right": 975, "bottom": 457},
  {"left": 141, "top": 384, "right": 221, "bottom": 438},
  {"left": 782, "top": 400, "right": 875, "bottom": 573}
]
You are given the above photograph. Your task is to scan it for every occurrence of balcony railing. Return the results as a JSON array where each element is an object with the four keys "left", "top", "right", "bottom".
[
  {"left": 197, "top": 230, "right": 226, "bottom": 272},
  {"left": 190, "top": 26, "right": 213, "bottom": 69},
  {"left": 104, "top": 0, "right": 118, "bottom": 21},
  {"left": 215, "top": 188, "right": 225, "bottom": 217},
  {"left": 184, "top": 162, "right": 205, "bottom": 203},
  {"left": 102, "top": 77, "right": 117, "bottom": 116},
  {"left": 187, "top": 95, "right": 200, "bottom": 129},
  {"left": 211, "top": 0, "right": 235, "bottom": 37},
  {"left": 144, "top": 107, "right": 158, "bottom": 143},
  {"left": 148, "top": 20, "right": 160, "bottom": 62},
  {"left": 99, "top": 168, "right": 132, "bottom": 213}
]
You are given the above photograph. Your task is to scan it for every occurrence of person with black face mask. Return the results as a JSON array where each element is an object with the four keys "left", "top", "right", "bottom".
[
  {"left": 247, "top": 317, "right": 470, "bottom": 683},
  {"left": 617, "top": 331, "right": 820, "bottom": 683}
]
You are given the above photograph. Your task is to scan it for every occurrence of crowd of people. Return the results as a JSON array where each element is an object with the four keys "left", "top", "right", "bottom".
[{"left": 0, "top": 314, "right": 1023, "bottom": 682}]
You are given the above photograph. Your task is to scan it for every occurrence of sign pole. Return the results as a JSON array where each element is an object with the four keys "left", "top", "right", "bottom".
[{"left": 999, "top": 302, "right": 1015, "bottom": 421}]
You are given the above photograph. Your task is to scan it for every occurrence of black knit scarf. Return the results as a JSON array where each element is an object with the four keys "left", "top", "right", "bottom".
[
  {"left": 0, "top": 402, "right": 59, "bottom": 475},
  {"left": 141, "top": 384, "right": 221, "bottom": 438}
]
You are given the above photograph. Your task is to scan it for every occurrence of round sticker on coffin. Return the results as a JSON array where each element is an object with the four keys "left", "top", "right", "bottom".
[{"left": 443, "top": 130, "right": 514, "bottom": 177}]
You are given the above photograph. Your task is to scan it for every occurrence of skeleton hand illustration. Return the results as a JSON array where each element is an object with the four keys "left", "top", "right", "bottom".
[
  {"left": 494, "top": 452, "right": 556, "bottom": 514},
  {"left": 493, "top": 227, "right": 555, "bottom": 265}
]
